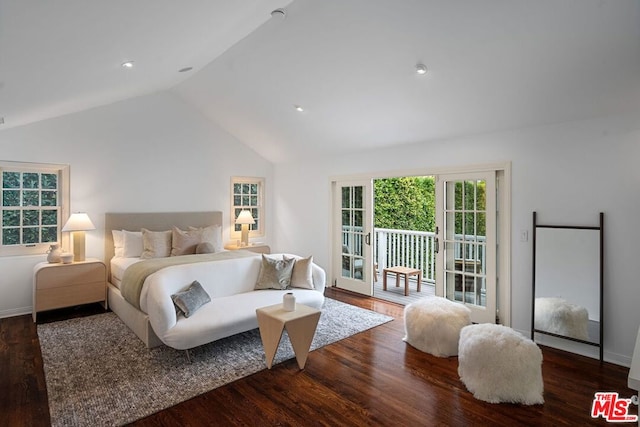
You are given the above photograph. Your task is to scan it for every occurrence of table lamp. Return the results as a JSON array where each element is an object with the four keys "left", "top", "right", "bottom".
[
  {"left": 62, "top": 213, "right": 95, "bottom": 262},
  {"left": 235, "top": 210, "right": 255, "bottom": 247}
]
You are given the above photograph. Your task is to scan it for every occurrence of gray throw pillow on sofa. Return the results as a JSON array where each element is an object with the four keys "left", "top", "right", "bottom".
[
  {"left": 255, "top": 255, "right": 295, "bottom": 290},
  {"left": 171, "top": 280, "right": 211, "bottom": 317}
]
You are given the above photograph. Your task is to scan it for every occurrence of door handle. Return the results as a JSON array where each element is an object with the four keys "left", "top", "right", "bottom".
[
  {"left": 365, "top": 232, "right": 371, "bottom": 246},
  {"left": 434, "top": 226, "right": 439, "bottom": 253}
]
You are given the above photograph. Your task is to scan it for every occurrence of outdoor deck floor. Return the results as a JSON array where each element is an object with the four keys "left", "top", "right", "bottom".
[{"left": 372, "top": 274, "right": 434, "bottom": 305}]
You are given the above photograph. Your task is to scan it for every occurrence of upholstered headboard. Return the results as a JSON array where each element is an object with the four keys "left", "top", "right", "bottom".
[{"left": 104, "top": 211, "right": 223, "bottom": 280}]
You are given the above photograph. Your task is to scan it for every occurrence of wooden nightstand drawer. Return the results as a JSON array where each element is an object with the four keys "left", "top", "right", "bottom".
[
  {"left": 32, "top": 259, "right": 107, "bottom": 322},
  {"left": 35, "top": 281, "right": 105, "bottom": 311},
  {"left": 35, "top": 262, "right": 105, "bottom": 289}
]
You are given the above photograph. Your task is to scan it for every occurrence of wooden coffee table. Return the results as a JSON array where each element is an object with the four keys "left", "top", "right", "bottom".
[
  {"left": 383, "top": 266, "right": 422, "bottom": 296},
  {"left": 256, "top": 303, "right": 321, "bottom": 369}
]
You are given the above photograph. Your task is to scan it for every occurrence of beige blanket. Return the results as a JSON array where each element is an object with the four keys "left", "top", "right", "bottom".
[{"left": 121, "top": 250, "right": 258, "bottom": 309}]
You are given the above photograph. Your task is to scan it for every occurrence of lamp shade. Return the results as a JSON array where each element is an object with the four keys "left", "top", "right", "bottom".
[
  {"left": 235, "top": 210, "right": 255, "bottom": 225},
  {"left": 62, "top": 213, "right": 96, "bottom": 232}
]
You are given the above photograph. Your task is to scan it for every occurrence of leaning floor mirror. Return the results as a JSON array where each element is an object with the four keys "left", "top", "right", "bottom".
[{"left": 531, "top": 212, "right": 604, "bottom": 362}]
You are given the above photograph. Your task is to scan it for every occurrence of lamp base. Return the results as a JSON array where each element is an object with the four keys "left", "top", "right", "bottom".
[
  {"left": 240, "top": 224, "right": 249, "bottom": 247},
  {"left": 72, "top": 231, "right": 86, "bottom": 262}
]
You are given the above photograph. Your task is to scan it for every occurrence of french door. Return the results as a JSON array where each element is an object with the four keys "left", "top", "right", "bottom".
[
  {"left": 333, "top": 180, "right": 374, "bottom": 295},
  {"left": 435, "top": 171, "right": 497, "bottom": 324},
  {"left": 331, "top": 170, "right": 500, "bottom": 324}
]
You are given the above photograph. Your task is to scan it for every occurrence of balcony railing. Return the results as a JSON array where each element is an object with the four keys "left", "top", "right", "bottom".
[
  {"left": 374, "top": 228, "right": 437, "bottom": 284},
  {"left": 342, "top": 227, "right": 486, "bottom": 286}
]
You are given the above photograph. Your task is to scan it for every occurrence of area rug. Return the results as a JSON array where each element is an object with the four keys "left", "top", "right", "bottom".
[{"left": 38, "top": 298, "right": 393, "bottom": 426}]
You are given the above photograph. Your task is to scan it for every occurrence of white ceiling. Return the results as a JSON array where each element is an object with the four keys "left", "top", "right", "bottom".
[
  {"left": 0, "top": 0, "right": 291, "bottom": 128},
  {"left": 2, "top": 1, "right": 640, "bottom": 163}
]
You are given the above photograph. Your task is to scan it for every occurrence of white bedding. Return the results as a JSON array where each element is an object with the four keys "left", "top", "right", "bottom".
[
  {"left": 110, "top": 250, "right": 231, "bottom": 288},
  {"left": 110, "top": 257, "right": 142, "bottom": 288}
]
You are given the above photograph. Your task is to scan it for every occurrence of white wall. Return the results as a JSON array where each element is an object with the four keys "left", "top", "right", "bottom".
[
  {"left": 273, "top": 111, "right": 640, "bottom": 366},
  {"left": 0, "top": 91, "right": 273, "bottom": 317}
]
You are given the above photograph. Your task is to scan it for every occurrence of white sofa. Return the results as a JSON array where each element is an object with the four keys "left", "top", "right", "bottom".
[{"left": 140, "top": 253, "right": 326, "bottom": 350}]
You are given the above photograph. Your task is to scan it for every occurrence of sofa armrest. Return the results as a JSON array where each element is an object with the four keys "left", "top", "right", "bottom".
[{"left": 312, "top": 263, "right": 326, "bottom": 294}]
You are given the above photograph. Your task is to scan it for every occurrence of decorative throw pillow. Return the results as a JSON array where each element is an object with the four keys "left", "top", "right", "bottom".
[
  {"left": 112, "top": 230, "right": 124, "bottom": 258},
  {"left": 171, "top": 227, "right": 201, "bottom": 256},
  {"left": 284, "top": 255, "right": 315, "bottom": 289},
  {"left": 122, "top": 230, "right": 143, "bottom": 258},
  {"left": 189, "top": 225, "right": 223, "bottom": 253},
  {"left": 171, "top": 280, "right": 211, "bottom": 318},
  {"left": 255, "top": 255, "right": 295, "bottom": 290},
  {"left": 141, "top": 229, "right": 172, "bottom": 259},
  {"left": 196, "top": 242, "right": 215, "bottom": 254}
]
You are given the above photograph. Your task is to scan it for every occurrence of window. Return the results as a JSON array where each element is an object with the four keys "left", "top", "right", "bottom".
[
  {"left": 230, "top": 177, "right": 264, "bottom": 238},
  {"left": 1, "top": 161, "right": 69, "bottom": 256}
]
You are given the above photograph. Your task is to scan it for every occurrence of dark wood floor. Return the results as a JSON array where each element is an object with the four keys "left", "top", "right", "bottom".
[{"left": 1, "top": 289, "right": 636, "bottom": 426}]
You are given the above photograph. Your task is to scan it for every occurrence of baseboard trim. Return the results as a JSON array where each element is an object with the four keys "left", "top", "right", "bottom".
[
  {"left": 515, "top": 327, "right": 632, "bottom": 368},
  {"left": 0, "top": 306, "right": 31, "bottom": 319}
]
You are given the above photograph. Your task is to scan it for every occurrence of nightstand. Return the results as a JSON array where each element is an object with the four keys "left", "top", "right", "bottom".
[
  {"left": 33, "top": 258, "right": 107, "bottom": 322},
  {"left": 224, "top": 243, "right": 271, "bottom": 254}
]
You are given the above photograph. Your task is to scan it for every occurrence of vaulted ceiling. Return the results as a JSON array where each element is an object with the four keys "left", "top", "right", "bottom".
[
  {"left": 2, "top": 1, "right": 640, "bottom": 162},
  {"left": 0, "top": 0, "right": 291, "bottom": 129}
]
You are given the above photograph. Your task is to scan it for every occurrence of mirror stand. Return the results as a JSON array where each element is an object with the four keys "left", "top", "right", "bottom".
[{"left": 531, "top": 212, "right": 604, "bottom": 362}]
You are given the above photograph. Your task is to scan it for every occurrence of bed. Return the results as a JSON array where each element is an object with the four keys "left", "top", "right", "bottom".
[
  {"left": 104, "top": 211, "right": 326, "bottom": 350},
  {"left": 104, "top": 211, "right": 224, "bottom": 347}
]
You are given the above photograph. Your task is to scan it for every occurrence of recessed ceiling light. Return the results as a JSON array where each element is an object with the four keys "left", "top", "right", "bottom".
[
  {"left": 271, "top": 8, "right": 286, "bottom": 19},
  {"left": 294, "top": 105, "right": 304, "bottom": 112},
  {"left": 121, "top": 61, "right": 134, "bottom": 69},
  {"left": 416, "top": 63, "right": 427, "bottom": 75},
  {"left": 179, "top": 67, "right": 193, "bottom": 73}
]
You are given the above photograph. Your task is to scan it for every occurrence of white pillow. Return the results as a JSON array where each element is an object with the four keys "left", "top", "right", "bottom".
[
  {"left": 189, "top": 225, "right": 223, "bottom": 253},
  {"left": 141, "top": 229, "right": 172, "bottom": 259},
  {"left": 122, "top": 230, "right": 143, "bottom": 258},
  {"left": 112, "top": 230, "right": 124, "bottom": 258}
]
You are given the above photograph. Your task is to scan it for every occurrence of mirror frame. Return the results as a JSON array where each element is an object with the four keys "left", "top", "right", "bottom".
[{"left": 531, "top": 212, "right": 604, "bottom": 362}]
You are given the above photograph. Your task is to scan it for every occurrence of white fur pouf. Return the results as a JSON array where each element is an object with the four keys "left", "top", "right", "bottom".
[
  {"left": 403, "top": 296, "right": 471, "bottom": 357},
  {"left": 534, "top": 297, "right": 589, "bottom": 340},
  {"left": 458, "top": 324, "right": 544, "bottom": 405}
]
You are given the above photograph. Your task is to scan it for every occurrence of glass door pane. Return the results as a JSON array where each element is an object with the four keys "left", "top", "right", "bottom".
[
  {"left": 436, "top": 172, "right": 496, "bottom": 323},
  {"left": 341, "top": 186, "right": 365, "bottom": 280},
  {"left": 334, "top": 180, "right": 373, "bottom": 296}
]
